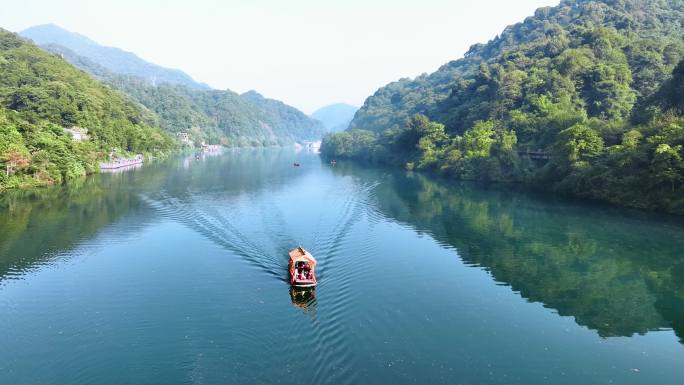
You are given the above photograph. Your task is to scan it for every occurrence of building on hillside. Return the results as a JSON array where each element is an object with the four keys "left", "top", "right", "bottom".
[
  {"left": 300, "top": 140, "right": 322, "bottom": 153},
  {"left": 176, "top": 132, "right": 193, "bottom": 145},
  {"left": 201, "top": 143, "right": 222, "bottom": 154},
  {"left": 63, "top": 127, "right": 89, "bottom": 142}
]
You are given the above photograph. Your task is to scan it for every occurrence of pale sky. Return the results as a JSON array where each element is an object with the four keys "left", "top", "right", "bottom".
[{"left": 2, "top": 0, "right": 559, "bottom": 113}]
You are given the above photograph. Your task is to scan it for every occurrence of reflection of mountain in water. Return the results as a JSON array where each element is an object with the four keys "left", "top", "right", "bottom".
[{"left": 331, "top": 163, "right": 684, "bottom": 343}]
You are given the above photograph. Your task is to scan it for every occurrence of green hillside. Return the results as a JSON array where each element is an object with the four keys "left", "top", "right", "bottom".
[
  {"left": 108, "top": 81, "right": 326, "bottom": 146},
  {"left": 0, "top": 29, "right": 173, "bottom": 190},
  {"left": 45, "top": 45, "right": 325, "bottom": 146},
  {"left": 323, "top": 0, "right": 684, "bottom": 214},
  {"left": 241, "top": 90, "right": 326, "bottom": 141}
]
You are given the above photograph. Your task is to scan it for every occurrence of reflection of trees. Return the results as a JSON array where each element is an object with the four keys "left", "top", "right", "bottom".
[
  {"left": 332, "top": 162, "right": 684, "bottom": 342},
  {"left": 0, "top": 169, "right": 167, "bottom": 282}
]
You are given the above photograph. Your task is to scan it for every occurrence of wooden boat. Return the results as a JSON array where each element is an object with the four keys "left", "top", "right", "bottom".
[{"left": 288, "top": 246, "right": 318, "bottom": 287}]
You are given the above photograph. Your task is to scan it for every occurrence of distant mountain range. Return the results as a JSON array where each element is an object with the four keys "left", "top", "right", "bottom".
[
  {"left": 21, "top": 24, "right": 209, "bottom": 90},
  {"left": 311, "top": 103, "right": 358, "bottom": 133},
  {"left": 18, "top": 24, "right": 325, "bottom": 145}
]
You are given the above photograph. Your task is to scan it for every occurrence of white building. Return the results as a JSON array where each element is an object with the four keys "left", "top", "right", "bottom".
[
  {"left": 176, "top": 132, "right": 193, "bottom": 145},
  {"left": 63, "top": 127, "right": 89, "bottom": 142}
]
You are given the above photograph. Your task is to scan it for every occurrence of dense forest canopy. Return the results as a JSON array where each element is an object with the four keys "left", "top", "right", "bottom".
[
  {"left": 323, "top": 0, "right": 684, "bottom": 214},
  {"left": 0, "top": 29, "right": 173, "bottom": 190}
]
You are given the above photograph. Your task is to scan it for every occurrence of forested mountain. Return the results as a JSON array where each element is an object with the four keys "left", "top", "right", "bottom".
[
  {"left": 20, "top": 24, "right": 209, "bottom": 89},
  {"left": 107, "top": 75, "right": 325, "bottom": 145},
  {"left": 311, "top": 103, "right": 358, "bottom": 132},
  {"left": 350, "top": 0, "right": 684, "bottom": 133},
  {"left": 0, "top": 29, "right": 173, "bottom": 190},
  {"left": 23, "top": 26, "right": 326, "bottom": 145},
  {"left": 323, "top": 0, "right": 684, "bottom": 214},
  {"left": 241, "top": 90, "right": 326, "bottom": 141}
]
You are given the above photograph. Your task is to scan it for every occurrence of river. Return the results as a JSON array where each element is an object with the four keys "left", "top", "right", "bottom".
[{"left": 1, "top": 148, "right": 683, "bottom": 384}]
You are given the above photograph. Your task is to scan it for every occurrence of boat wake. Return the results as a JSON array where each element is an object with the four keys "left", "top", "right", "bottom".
[
  {"left": 139, "top": 175, "right": 383, "bottom": 385},
  {"left": 140, "top": 191, "right": 285, "bottom": 280},
  {"left": 139, "top": 178, "right": 381, "bottom": 286}
]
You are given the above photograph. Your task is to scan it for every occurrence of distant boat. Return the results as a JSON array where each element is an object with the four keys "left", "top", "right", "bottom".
[
  {"left": 288, "top": 246, "right": 318, "bottom": 287},
  {"left": 293, "top": 162, "right": 301, "bottom": 167}
]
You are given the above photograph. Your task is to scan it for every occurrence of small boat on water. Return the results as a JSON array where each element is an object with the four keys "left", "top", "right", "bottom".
[
  {"left": 288, "top": 246, "right": 317, "bottom": 287},
  {"left": 293, "top": 162, "right": 301, "bottom": 167}
]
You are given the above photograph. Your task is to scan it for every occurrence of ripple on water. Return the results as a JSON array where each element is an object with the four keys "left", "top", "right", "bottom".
[
  {"left": 141, "top": 192, "right": 284, "bottom": 279},
  {"left": 139, "top": 176, "right": 382, "bottom": 385}
]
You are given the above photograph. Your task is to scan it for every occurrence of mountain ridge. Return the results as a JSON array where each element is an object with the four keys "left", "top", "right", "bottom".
[
  {"left": 20, "top": 23, "right": 210, "bottom": 90},
  {"left": 23, "top": 25, "right": 326, "bottom": 145}
]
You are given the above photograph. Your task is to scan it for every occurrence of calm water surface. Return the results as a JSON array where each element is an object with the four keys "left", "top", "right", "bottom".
[{"left": 1, "top": 148, "right": 683, "bottom": 385}]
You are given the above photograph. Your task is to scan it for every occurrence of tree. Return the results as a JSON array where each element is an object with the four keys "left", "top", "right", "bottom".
[
  {"left": 3, "top": 150, "right": 29, "bottom": 176},
  {"left": 554, "top": 124, "right": 604, "bottom": 164},
  {"left": 412, "top": 114, "right": 449, "bottom": 169},
  {"left": 463, "top": 121, "right": 496, "bottom": 159},
  {"left": 652, "top": 144, "right": 683, "bottom": 193}
]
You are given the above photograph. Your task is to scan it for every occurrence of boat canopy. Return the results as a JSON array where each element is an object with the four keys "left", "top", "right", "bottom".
[{"left": 289, "top": 246, "right": 317, "bottom": 265}]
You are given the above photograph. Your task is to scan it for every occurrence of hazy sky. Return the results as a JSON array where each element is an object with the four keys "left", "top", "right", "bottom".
[{"left": 2, "top": 0, "right": 559, "bottom": 113}]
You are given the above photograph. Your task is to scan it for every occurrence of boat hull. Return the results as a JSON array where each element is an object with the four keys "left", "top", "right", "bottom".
[{"left": 291, "top": 280, "right": 317, "bottom": 288}]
